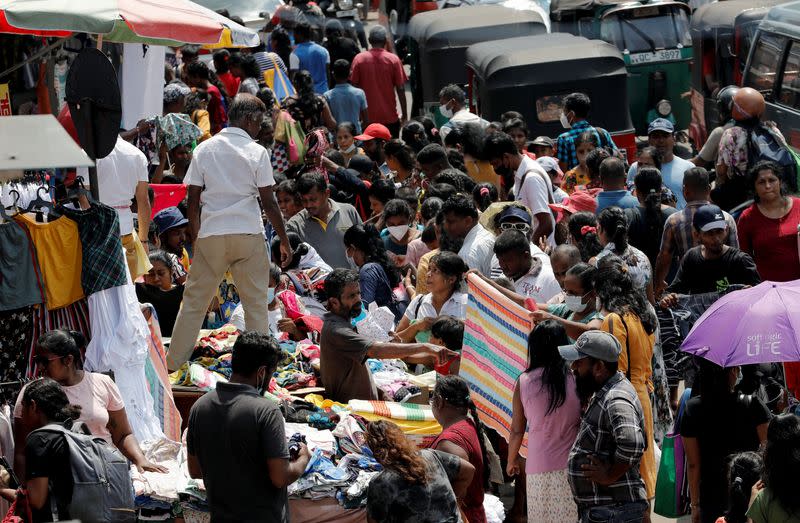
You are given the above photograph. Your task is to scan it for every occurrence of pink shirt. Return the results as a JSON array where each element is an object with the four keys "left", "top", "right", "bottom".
[
  {"left": 405, "top": 238, "right": 431, "bottom": 267},
  {"left": 15, "top": 373, "right": 125, "bottom": 444},
  {"left": 518, "top": 368, "right": 581, "bottom": 474},
  {"left": 350, "top": 48, "right": 407, "bottom": 125}
]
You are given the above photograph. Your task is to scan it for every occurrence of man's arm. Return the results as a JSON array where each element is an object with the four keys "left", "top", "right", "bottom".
[
  {"left": 187, "top": 452, "right": 203, "bottom": 479},
  {"left": 368, "top": 341, "right": 457, "bottom": 366},
  {"left": 654, "top": 223, "right": 676, "bottom": 297},
  {"left": 395, "top": 85, "right": 407, "bottom": 123},
  {"left": 187, "top": 185, "right": 202, "bottom": 244},
  {"left": 135, "top": 181, "right": 151, "bottom": 251},
  {"left": 532, "top": 212, "right": 554, "bottom": 245},
  {"left": 267, "top": 444, "right": 311, "bottom": 489},
  {"left": 258, "top": 186, "right": 293, "bottom": 268}
]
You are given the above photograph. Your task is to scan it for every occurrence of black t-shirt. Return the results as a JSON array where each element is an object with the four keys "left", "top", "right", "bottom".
[
  {"left": 668, "top": 246, "right": 761, "bottom": 294},
  {"left": 135, "top": 283, "right": 184, "bottom": 337},
  {"left": 325, "top": 37, "right": 359, "bottom": 68},
  {"left": 26, "top": 427, "right": 73, "bottom": 523},
  {"left": 679, "top": 394, "right": 771, "bottom": 516},
  {"left": 625, "top": 205, "right": 678, "bottom": 266}
]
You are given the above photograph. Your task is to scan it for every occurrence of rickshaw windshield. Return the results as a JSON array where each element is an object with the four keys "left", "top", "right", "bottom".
[{"left": 601, "top": 5, "right": 691, "bottom": 54}]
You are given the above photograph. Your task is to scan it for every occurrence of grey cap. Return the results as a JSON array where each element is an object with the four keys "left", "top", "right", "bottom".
[{"left": 558, "top": 330, "right": 621, "bottom": 363}]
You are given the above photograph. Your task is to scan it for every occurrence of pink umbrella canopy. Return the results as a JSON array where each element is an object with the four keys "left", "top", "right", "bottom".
[{"left": 681, "top": 280, "right": 800, "bottom": 367}]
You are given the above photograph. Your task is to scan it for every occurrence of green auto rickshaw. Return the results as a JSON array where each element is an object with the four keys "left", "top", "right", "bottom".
[{"left": 552, "top": 0, "right": 692, "bottom": 135}]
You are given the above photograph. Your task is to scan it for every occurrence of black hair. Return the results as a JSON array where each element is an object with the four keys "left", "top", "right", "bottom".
[
  {"left": 148, "top": 249, "right": 174, "bottom": 271},
  {"left": 325, "top": 149, "right": 345, "bottom": 167},
  {"left": 230, "top": 331, "right": 283, "bottom": 377},
  {"left": 414, "top": 114, "right": 441, "bottom": 145},
  {"left": 597, "top": 206, "right": 629, "bottom": 254},
  {"left": 526, "top": 320, "right": 570, "bottom": 416},
  {"left": 296, "top": 172, "right": 328, "bottom": 194},
  {"left": 634, "top": 167, "right": 668, "bottom": 243},
  {"left": 180, "top": 45, "right": 200, "bottom": 59},
  {"left": 148, "top": 221, "right": 160, "bottom": 245},
  {"left": 432, "top": 375, "right": 490, "bottom": 489},
  {"left": 566, "top": 262, "right": 596, "bottom": 292},
  {"left": 638, "top": 146, "right": 663, "bottom": 171},
  {"left": 426, "top": 183, "right": 457, "bottom": 202},
  {"left": 269, "top": 264, "right": 282, "bottom": 285},
  {"left": 22, "top": 378, "right": 82, "bottom": 423},
  {"left": 500, "top": 110, "right": 523, "bottom": 122},
  {"left": 441, "top": 194, "right": 478, "bottom": 220},
  {"left": 368, "top": 179, "right": 396, "bottom": 204},
  {"left": 37, "top": 329, "right": 86, "bottom": 370},
  {"left": 429, "top": 251, "right": 468, "bottom": 292},
  {"left": 230, "top": 52, "right": 261, "bottom": 80},
  {"left": 433, "top": 169, "right": 476, "bottom": 193},
  {"left": 749, "top": 160, "right": 786, "bottom": 203},
  {"left": 697, "top": 358, "right": 737, "bottom": 407},
  {"left": 421, "top": 219, "right": 437, "bottom": 244},
  {"left": 471, "top": 183, "right": 498, "bottom": 212},
  {"left": 417, "top": 144, "right": 449, "bottom": 168},
  {"left": 502, "top": 118, "right": 528, "bottom": 137},
  {"left": 430, "top": 316, "right": 464, "bottom": 353},
  {"left": 212, "top": 49, "right": 231, "bottom": 73},
  {"left": 420, "top": 197, "right": 443, "bottom": 222},
  {"left": 567, "top": 211, "right": 602, "bottom": 262},
  {"left": 184, "top": 89, "right": 208, "bottom": 115},
  {"left": 724, "top": 452, "right": 764, "bottom": 523},
  {"left": 292, "top": 70, "right": 317, "bottom": 106},
  {"left": 575, "top": 130, "right": 600, "bottom": 149},
  {"left": 187, "top": 61, "right": 231, "bottom": 108},
  {"left": 332, "top": 59, "right": 351, "bottom": 80},
  {"left": 382, "top": 198, "right": 414, "bottom": 221},
  {"left": 438, "top": 84, "right": 465, "bottom": 105},
  {"left": 270, "top": 28, "right": 293, "bottom": 67},
  {"left": 447, "top": 150, "right": 465, "bottom": 172},
  {"left": 383, "top": 139, "right": 416, "bottom": 172},
  {"left": 563, "top": 92, "right": 591, "bottom": 118},
  {"left": 186, "top": 60, "right": 209, "bottom": 80},
  {"left": 585, "top": 147, "right": 611, "bottom": 179},
  {"left": 395, "top": 187, "right": 419, "bottom": 214},
  {"left": 493, "top": 229, "right": 530, "bottom": 256},
  {"left": 270, "top": 232, "right": 308, "bottom": 270},
  {"left": 443, "top": 122, "right": 485, "bottom": 159},
  {"left": 256, "top": 87, "right": 277, "bottom": 116},
  {"left": 276, "top": 179, "right": 301, "bottom": 203},
  {"left": 294, "top": 21, "right": 312, "bottom": 40},
  {"left": 337, "top": 121, "right": 357, "bottom": 137},
  {"left": 683, "top": 166, "right": 711, "bottom": 192},
  {"left": 594, "top": 255, "right": 656, "bottom": 334},
  {"left": 764, "top": 414, "right": 800, "bottom": 517},
  {"left": 323, "top": 268, "right": 360, "bottom": 301},
  {"left": 343, "top": 224, "right": 401, "bottom": 287},
  {"left": 400, "top": 121, "right": 430, "bottom": 153},
  {"left": 482, "top": 131, "right": 517, "bottom": 162},
  {"left": 599, "top": 157, "right": 626, "bottom": 185}
]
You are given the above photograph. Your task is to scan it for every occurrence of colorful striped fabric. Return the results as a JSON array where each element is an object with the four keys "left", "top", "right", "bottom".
[
  {"left": 142, "top": 304, "right": 183, "bottom": 442},
  {"left": 461, "top": 274, "right": 533, "bottom": 457},
  {"left": 348, "top": 400, "right": 435, "bottom": 422}
]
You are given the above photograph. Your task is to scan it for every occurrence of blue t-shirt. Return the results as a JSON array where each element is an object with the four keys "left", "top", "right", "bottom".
[
  {"left": 290, "top": 42, "right": 330, "bottom": 94},
  {"left": 596, "top": 189, "right": 639, "bottom": 213},
  {"left": 627, "top": 156, "right": 694, "bottom": 209},
  {"left": 324, "top": 83, "right": 368, "bottom": 133}
]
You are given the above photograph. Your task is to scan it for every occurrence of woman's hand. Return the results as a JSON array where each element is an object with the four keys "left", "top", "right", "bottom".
[
  {"left": 749, "top": 479, "right": 764, "bottom": 508},
  {"left": 529, "top": 310, "right": 554, "bottom": 323},
  {"left": 415, "top": 317, "right": 435, "bottom": 332},
  {"left": 659, "top": 293, "right": 679, "bottom": 309},
  {"left": 506, "top": 456, "right": 520, "bottom": 477},
  {"left": 136, "top": 460, "right": 168, "bottom": 474}
]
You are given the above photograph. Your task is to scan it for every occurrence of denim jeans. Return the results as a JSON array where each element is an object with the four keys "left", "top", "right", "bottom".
[{"left": 579, "top": 500, "right": 649, "bottom": 523}]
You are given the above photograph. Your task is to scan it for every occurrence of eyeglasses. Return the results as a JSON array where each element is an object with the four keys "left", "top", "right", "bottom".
[
  {"left": 500, "top": 222, "right": 531, "bottom": 232},
  {"left": 33, "top": 355, "right": 62, "bottom": 368}
]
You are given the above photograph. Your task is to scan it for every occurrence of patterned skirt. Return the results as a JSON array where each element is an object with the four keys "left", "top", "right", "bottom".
[{"left": 526, "top": 469, "right": 578, "bottom": 523}]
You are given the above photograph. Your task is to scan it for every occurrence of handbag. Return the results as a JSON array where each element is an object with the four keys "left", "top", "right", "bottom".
[{"left": 654, "top": 387, "right": 692, "bottom": 518}]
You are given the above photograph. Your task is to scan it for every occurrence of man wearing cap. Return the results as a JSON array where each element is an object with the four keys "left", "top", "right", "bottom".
[
  {"left": 530, "top": 136, "right": 555, "bottom": 158},
  {"left": 556, "top": 93, "right": 618, "bottom": 171},
  {"left": 559, "top": 331, "right": 649, "bottom": 522},
  {"left": 153, "top": 207, "right": 190, "bottom": 284},
  {"left": 355, "top": 123, "right": 391, "bottom": 175},
  {"left": 350, "top": 26, "right": 407, "bottom": 137},
  {"left": 537, "top": 156, "right": 568, "bottom": 203},
  {"left": 661, "top": 204, "right": 760, "bottom": 301},
  {"left": 438, "top": 84, "right": 488, "bottom": 140},
  {"left": 628, "top": 118, "right": 693, "bottom": 209}
]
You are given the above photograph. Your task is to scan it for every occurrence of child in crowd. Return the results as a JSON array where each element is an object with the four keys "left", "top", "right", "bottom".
[
  {"left": 335, "top": 122, "right": 364, "bottom": 167},
  {"left": 136, "top": 251, "right": 185, "bottom": 337},
  {"left": 275, "top": 179, "right": 303, "bottom": 220},
  {"left": 429, "top": 316, "right": 464, "bottom": 375}
]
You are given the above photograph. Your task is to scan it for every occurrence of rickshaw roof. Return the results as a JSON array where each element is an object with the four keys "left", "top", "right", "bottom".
[
  {"left": 466, "top": 34, "right": 625, "bottom": 83},
  {"left": 550, "top": 0, "right": 682, "bottom": 13},
  {"left": 691, "top": 0, "right": 786, "bottom": 31},
  {"left": 763, "top": 1, "right": 800, "bottom": 33},
  {"left": 407, "top": 5, "right": 546, "bottom": 46}
]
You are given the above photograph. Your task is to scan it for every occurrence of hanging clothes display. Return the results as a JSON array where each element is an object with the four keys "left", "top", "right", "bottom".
[
  {"left": 14, "top": 213, "right": 84, "bottom": 309},
  {"left": 0, "top": 220, "right": 44, "bottom": 311},
  {"left": 0, "top": 307, "right": 33, "bottom": 404},
  {"left": 28, "top": 298, "right": 92, "bottom": 377}
]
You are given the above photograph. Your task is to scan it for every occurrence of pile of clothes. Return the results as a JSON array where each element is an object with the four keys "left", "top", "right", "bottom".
[{"left": 367, "top": 359, "right": 422, "bottom": 403}]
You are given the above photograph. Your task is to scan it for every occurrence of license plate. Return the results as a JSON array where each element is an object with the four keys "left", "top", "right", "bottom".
[
  {"left": 628, "top": 49, "right": 681, "bottom": 65},
  {"left": 336, "top": 8, "right": 358, "bottom": 17}
]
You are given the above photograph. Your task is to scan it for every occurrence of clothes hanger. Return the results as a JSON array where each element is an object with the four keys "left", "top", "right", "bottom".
[
  {"left": 23, "top": 185, "right": 59, "bottom": 222},
  {"left": 65, "top": 176, "right": 96, "bottom": 208}
]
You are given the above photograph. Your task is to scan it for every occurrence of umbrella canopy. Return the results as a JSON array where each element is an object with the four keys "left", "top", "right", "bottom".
[
  {"left": 0, "top": 0, "right": 260, "bottom": 47},
  {"left": 681, "top": 280, "right": 800, "bottom": 367}
]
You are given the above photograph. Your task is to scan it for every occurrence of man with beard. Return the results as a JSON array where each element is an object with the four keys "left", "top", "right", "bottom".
[
  {"left": 558, "top": 330, "right": 649, "bottom": 523},
  {"left": 320, "top": 269, "right": 456, "bottom": 403},
  {"left": 354, "top": 123, "right": 391, "bottom": 176}
]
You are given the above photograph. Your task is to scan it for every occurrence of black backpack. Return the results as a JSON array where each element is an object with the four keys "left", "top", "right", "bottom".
[{"left": 746, "top": 123, "right": 799, "bottom": 192}]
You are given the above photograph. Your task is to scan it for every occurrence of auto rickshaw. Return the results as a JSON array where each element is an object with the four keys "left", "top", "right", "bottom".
[
  {"left": 465, "top": 33, "right": 637, "bottom": 161},
  {"left": 551, "top": 0, "right": 692, "bottom": 135},
  {"left": 407, "top": 5, "right": 547, "bottom": 119},
  {"left": 688, "top": 0, "right": 787, "bottom": 148}
]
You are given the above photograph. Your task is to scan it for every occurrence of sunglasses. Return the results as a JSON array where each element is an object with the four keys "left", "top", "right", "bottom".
[
  {"left": 33, "top": 355, "right": 62, "bottom": 368},
  {"left": 500, "top": 222, "right": 531, "bottom": 232}
]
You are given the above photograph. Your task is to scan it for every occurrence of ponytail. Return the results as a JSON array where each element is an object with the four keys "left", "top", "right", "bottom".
[
  {"left": 471, "top": 183, "right": 498, "bottom": 212},
  {"left": 597, "top": 207, "right": 629, "bottom": 254},
  {"left": 37, "top": 329, "right": 84, "bottom": 370},
  {"left": 22, "top": 378, "right": 82, "bottom": 423}
]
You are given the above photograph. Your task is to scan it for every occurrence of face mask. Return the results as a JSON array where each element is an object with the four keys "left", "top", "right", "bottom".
[
  {"left": 267, "top": 287, "right": 276, "bottom": 303},
  {"left": 342, "top": 143, "right": 356, "bottom": 154},
  {"left": 346, "top": 254, "right": 357, "bottom": 269},
  {"left": 560, "top": 112, "right": 571, "bottom": 129},
  {"left": 440, "top": 102, "right": 454, "bottom": 119},
  {"left": 735, "top": 366, "right": 743, "bottom": 387},
  {"left": 564, "top": 294, "right": 588, "bottom": 313},
  {"left": 596, "top": 297, "right": 603, "bottom": 311},
  {"left": 256, "top": 368, "right": 268, "bottom": 396},
  {"left": 387, "top": 224, "right": 410, "bottom": 241}
]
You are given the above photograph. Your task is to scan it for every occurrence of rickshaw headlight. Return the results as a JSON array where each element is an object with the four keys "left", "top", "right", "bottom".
[{"left": 657, "top": 100, "right": 672, "bottom": 117}]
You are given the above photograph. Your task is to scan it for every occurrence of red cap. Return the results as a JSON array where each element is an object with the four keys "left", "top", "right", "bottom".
[
  {"left": 548, "top": 190, "right": 597, "bottom": 215},
  {"left": 355, "top": 123, "right": 392, "bottom": 141}
]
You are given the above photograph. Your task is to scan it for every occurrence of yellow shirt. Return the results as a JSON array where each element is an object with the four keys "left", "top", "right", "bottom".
[{"left": 415, "top": 249, "right": 439, "bottom": 295}]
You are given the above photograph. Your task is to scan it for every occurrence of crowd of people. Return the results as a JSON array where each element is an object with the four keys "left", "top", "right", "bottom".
[{"left": 3, "top": 14, "right": 800, "bottom": 523}]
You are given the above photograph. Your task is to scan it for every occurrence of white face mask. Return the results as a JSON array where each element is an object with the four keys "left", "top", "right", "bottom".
[
  {"left": 735, "top": 366, "right": 743, "bottom": 387},
  {"left": 564, "top": 294, "right": 588, "bottom": 313},
  {"left": 267, "top": 287, "right": 276, "bottom": 303},
  {"left": 596, "top": 296, "right": 603, "bottom": 311},
  {"left": 342, "top": 143, "right": 356, "bottom": 154},
  {"left": 560, "top": 112, "right": 572, "bottom": 129},
  {"left": 387, "top": 224, "right": 410, "bottom": 241},
  {"left": 346, "top": 254, "right": 358, "bottom": 269},
  {"left": 440, "top": 102, "right": 454, "bottom": 119}
]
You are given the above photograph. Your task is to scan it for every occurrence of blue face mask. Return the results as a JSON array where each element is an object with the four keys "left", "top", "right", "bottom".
[{"left": 268, "top": 287, "right": 276, "bottom": 303}]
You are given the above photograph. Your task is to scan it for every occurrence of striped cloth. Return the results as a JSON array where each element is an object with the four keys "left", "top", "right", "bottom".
[
  {"left": 142, "top": 304, "right": 182, "bottom": 442},
  {"left": 348, "top": 399, "right": 435, "bottom": 422},
  {"left": 461, "top": 274, "right": 533, "bottom": 456}
]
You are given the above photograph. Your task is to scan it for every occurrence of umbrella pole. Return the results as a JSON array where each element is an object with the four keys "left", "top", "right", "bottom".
[{"left": 79, "top": 98, "right": 100, "bottom": 201}]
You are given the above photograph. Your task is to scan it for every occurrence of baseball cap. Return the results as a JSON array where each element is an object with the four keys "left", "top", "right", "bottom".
[
  {"left": 536, "top": 156, "right": 563, "bottom": 177},
  {"left": 558, "top": 330, "right": 622, "bottom": 363},
  {"left": 531, "top": 136, "right": 554, "bottom": 148},
  {"left": 548, "top": 190, "right": 597, "bottom": 215},
  {"left": 153, "top": 207, "right": 188, "bottom": 235},
  {"left": 348, "top": 154, "right": 374, "bottom": 175},
  {"left": 647, "top": 118, "right": 674, "bottom": 135},
  {"left": 497, "top": 206, "right": 532, "bottom": 225},
  {"left": 355, "top": 123, "right": 391, "bottom": 141},
  {"left": 693, "top": 204, "right": 727, "bottom": 232}
]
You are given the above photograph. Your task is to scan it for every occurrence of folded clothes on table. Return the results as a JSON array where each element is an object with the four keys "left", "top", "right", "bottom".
[{"left": 347, "top": 400, "right": 435, "bottom": 422}]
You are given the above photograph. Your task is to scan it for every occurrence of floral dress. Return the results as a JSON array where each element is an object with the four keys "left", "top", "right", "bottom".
[{"left": 717, "top": 121, "right": 784, "bottom": 177}]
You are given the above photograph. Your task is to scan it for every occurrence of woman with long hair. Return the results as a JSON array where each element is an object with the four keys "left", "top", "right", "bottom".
[
  {"left": 366, "top": 420, "right": 475, "bottom": 523},
  {"left": 594, "top": 206, "right": 654, "bottom": 304},
  {"left": 400, "top": 120, "right": 430, "bottom": 153},
  {"left": 471, "top": 183, "right": 498, "bottom": 213},
  {"left": 343, "top": 224, "right": 403, "bottom": 320},
  {"left": 269, "top": 28, "right": 293, "bottom": 69},
  {"left": 588, "top": 255, "right": 657, "bottom": 501},
  {"left": 680, "top": 359, "right": 770, "bottom": 523},
  {"left": 508, "top": 320, "right": 580, "bottom": 523},
  {"left": 567, "top": 211, "right": 603, "bottom": 262},
  {"left": 747, "top": 414, "right": 800, "bottom": 522},
  {"left": 430, "top": 375, "right": 490, "bottom": 523},
  {"left": 716, "top": 452, "right": 763, "bottom": 523},
  {"left": 281, "top": 70, "right": 336, "bottom": 133},
  {"left": 625, "top": 167, "right": 678, "bottom": 266}
]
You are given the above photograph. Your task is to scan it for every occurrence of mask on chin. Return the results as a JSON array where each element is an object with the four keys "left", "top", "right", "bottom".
[
  {"left": 560, "top": 112, "right": 572, "bottom": 129},
  {"left": 440, "top": 102, "right": 454, "bottom": 119}
]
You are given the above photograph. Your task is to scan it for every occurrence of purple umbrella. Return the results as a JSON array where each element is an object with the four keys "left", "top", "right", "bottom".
[{"left": 681, "top": 280, "right": 800, "bottom": 367}]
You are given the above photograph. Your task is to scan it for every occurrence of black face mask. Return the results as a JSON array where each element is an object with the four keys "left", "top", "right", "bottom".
[{"left": 575, "top": 370, "right": 599, "bottom": 402}]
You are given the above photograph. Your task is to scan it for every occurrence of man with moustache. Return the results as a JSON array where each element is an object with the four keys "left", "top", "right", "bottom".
[
  {"left": 320, "top": 269, "right": 457, "bottom": 403},
  {"left": 558, "top": 331, "right": 650, "bottom": 523}
]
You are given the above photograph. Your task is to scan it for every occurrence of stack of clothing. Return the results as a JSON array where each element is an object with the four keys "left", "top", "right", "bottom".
[
  {"left": 367, "top": 359, "right": 422, "bottom": 402},
  {"left": 131, "top": 439, "right": 184, "bottom": 520}
]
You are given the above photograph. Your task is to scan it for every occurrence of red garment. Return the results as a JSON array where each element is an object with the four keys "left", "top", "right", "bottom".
[
  {"left": 430, "top": 419, "right": 486, "bottom": 523},
  {"left": 349, "top": 48, "right": 407, "bottom": 125},
  {"left": 217, "top": 71, "right": 240, "bottom": 98},
  {"left": 737, "top": 197, "right": 800, "bottom": 282},
  {"left": 206, "top": 83, "right": 227, "bottom": 135},
  {"left": 150, "top": 184, "right": 188, "bottom": 217}
]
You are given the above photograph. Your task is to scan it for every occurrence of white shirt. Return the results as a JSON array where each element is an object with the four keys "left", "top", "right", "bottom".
[
  {"left": 439, "top": 109, "right": 489, "bottom": 139},
  {"left": 512, "top": 259, "right": 562, "bottom": 304},
  {"left": 77, "top": 136, "right": 148, "bottom": 236},
  {"left": 404, "top": 291, "right": 468, "bottom": 321},
  {"left": 513, "top": 155, "right": 555, "bottom": 246},
  {"left": 184, "top": 127, "right": 275, "bottom": 238},
  {"left": 489, "top": 241, "right": 549, "bottom": 278},
  {"left": 458, "top": 224, "right": 496, "bottom": 277}
]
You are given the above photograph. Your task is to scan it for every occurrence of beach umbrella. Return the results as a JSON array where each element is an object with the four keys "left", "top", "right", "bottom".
[
  {"left": 681, "top": 280, "right": 800, "bottom": 367},
  {"left": 0, "top": 0, "right": 260, "bottom": 47}
]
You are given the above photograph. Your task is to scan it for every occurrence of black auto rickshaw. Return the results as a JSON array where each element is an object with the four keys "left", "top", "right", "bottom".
[
  {"left": 688, "top": 0, "right": 788, "bottom": 148},
  {"left": 465, "top": 33, "right": 637, "bottom": 160},
  {"left": 407, "top": 5, "right": 547, "bottom": 121}
]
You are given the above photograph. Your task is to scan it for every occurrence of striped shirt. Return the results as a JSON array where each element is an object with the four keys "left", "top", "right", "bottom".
[{"left": 556, "top": 120, "right": 617, "bottom": 170}]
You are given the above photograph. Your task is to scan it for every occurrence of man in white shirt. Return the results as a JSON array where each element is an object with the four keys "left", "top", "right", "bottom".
[
  {"left": 168, "top": 94, "right": 292, "bottom": 370},
  {"left": 484, "top": 132, "right": 555, "bottom": 246},
  {"left": 438, "top": 84, "right": 488, "bottom": 140},
  {"left": 493, "top": 229, "right": 561, "bottom": 303},
  {"left": 77, "top": 135, "right": 152, "bottom": 280},
  {"left": 441, "top": 194, "right": 495, "bottom": 277}
]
